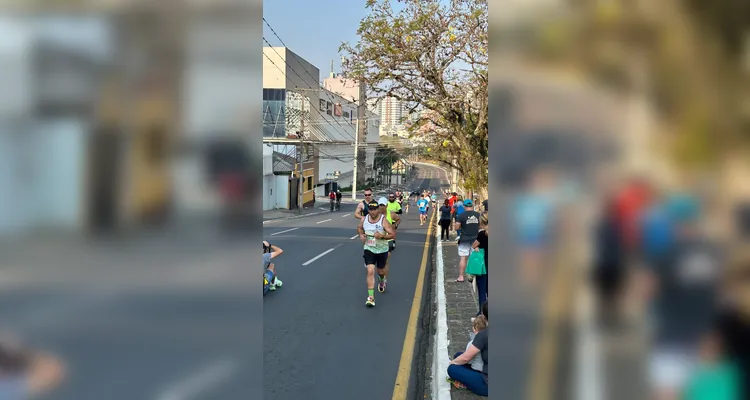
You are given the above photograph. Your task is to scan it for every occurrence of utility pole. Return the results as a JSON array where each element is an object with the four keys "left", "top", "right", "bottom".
[
  {"left": 298, "top": 94, "right": 305, "bottom": 213},
  {"left": 352, "top": 116, "right": 360, "bottom": 200}
]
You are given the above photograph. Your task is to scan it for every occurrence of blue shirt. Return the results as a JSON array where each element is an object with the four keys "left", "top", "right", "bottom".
[
  {"left": 431, "top": 194, "right": 437, "bottom": 202},
  {"left": 513, "top": 194, "right": 552, "bottom": 239},
  {"left": 455, "top": 204, "right": 465, "bottom": 216},
  {"left": 418, "top": 199, "right": 429, "bottom": 211},
  {"left": 641, "top": 206, "right": 674, "bottom": 260}
]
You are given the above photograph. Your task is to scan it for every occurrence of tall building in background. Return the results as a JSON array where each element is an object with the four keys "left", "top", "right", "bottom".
[{"left": 379, "top": 96, "right": 406, "bottom": 137}]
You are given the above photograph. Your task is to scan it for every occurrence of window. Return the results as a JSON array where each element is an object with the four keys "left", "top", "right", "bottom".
[
  {"left": 343, "top": 111, "right": 350, "bottom": 119},
  {"left": 307, "top": 176, "right": 313, "bottom": 191},
  {"left": 263, "top": 89, "right": 287, "bottom": 101}
]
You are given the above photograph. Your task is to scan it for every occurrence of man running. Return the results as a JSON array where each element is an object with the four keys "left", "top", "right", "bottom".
[
  {"left": 386, "top": 192, "right": 402, "bottom": 249},
  {"left": 418, "top": 195, "right": 430, "bottom": 225},
  {"left": 353, "top": 188, "right": 374, "bottom": 222},
  {"left": 358, "top": 200, "right": 396, "bottom": 307},
  {"left": 378, "top": 196, "right": 401, "bottom": 292}
]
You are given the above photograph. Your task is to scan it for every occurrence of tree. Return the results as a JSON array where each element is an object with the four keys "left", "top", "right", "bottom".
[{"left": 340, "top": 0, "right": 488, "bottom": 192}]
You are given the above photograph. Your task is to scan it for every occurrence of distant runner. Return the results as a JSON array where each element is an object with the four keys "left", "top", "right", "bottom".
[
  {"left": 357, "top": 200, "right": 396, "bottom": 307},
  {"left": 418, "top": 195, "right": 430, "bottom": 225}
]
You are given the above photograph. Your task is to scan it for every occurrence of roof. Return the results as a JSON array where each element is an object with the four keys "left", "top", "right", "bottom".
[{"left": 272, "top": 151, "right": 295, "bottom": 173}]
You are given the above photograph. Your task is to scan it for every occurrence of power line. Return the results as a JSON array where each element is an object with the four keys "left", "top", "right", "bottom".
[{"left": 262, "top": 39, "right": 356, "bottom": 144}]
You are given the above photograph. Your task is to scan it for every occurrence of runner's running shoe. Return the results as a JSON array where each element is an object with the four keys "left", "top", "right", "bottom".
[{"left": 365, "top": 296, "right": 376, "bottom": 307}]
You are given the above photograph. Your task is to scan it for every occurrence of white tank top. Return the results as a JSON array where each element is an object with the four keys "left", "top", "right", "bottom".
[{"left": 362, "top": 214, "right": 388, "bottom": 253}]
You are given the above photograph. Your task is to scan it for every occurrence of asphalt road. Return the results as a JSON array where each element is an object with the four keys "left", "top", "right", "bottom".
[
  {"left": 0, "top": 223, "right": 258, "bottom": 399},
  {"left": 263, "top": 164, "right": 448, "bottom": 400}
]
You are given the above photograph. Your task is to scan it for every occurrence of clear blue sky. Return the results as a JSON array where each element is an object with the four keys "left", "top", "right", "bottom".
[{"left": 263, "top": 0, "right": 369, "bottom": 82}]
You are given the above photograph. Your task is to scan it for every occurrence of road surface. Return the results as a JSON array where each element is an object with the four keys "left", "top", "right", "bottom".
[
  {"left": 0, "top": 222, "right": 257, "bottom": 399},
  {"left": 263, "top": 164, "right": 447, "bottom": 400}
]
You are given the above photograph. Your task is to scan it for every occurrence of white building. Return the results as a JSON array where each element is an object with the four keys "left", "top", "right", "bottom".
[{"left": 322, "top": 73, "right": 379, "bottom": 185}]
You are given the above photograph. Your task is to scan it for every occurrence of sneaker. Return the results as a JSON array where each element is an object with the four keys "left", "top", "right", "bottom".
[
  {"left": 365, "top": 296, "right": 376, "bottom": 307},
  {"left": 377, "top": 280, "right": 385, "bottom": 293},
  {"left": 273, "top": 278, "right": 283, "bottom": 287},
  {"left": 269, "top": 284, "right": 276, "bottom": 291},
  {"left": 381, "top": 279, "right": 388, "bottom": 293}
]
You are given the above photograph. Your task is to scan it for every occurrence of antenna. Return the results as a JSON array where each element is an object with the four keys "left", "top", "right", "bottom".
[{"left": 330, "top": 60, "right": 335, "bottom": 78}]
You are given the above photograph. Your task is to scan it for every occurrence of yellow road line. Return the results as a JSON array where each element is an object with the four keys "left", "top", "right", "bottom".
[
  {"left": 528, "top": 238, "right": 573, "bottom": 400},
  {"left": 392, "top": 208, "right": 436, "bottom": 400}
]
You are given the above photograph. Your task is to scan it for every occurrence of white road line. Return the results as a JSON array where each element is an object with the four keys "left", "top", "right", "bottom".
[
  {"left": 319, "top": 207, "right": 328, "bottom": 211},
  {"left": 155, "top": 358, "right": 239, "bottom": 400},
  {"left": 316, "top": 219, "right": 332, "bottom": 224},
  {"left": 302, "top": 248, "right": 336, "bottom": 266},
  {"left": 270, "top": 227, "right": 298, "bottom": 236},
  {"left": 350, "top": 234, "right": 359, "bottom": 240},
  {"left": 342, "top": 214, "right": 350, "bottom": 217}
]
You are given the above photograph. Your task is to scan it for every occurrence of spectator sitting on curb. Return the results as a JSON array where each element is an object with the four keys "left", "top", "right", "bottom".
[{"left": 447, "top": 301, "right": 488, "bottom": 397}]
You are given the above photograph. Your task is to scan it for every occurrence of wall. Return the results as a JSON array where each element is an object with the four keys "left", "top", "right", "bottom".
[{"left": 273, "top": 176, "right": 289, "bottom": 209}]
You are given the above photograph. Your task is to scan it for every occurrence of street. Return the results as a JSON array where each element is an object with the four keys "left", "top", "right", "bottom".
[
  {"left": 0, "top": 225, "right": 258, "bottom": 399},
  {"left": 263, "top": 164, "right": 446, "bottom": 400}
]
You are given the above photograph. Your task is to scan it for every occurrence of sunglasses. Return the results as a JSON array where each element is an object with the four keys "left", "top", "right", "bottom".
[{"left": 364, "top": 193, "right": 372, "bottom": 197}]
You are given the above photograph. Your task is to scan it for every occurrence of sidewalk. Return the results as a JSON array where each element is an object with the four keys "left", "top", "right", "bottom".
[{"left": 430, "top": 230, "right": 485, "bottom": 400}]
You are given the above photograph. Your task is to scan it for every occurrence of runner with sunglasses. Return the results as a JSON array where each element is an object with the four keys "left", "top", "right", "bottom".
[{"left": 353, "top": 187, "right": 374, "bottom": 222}]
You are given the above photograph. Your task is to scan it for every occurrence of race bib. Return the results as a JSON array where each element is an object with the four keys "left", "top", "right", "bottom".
[{"left": 366, "top": 237, "right": 376, "bottom": 246}]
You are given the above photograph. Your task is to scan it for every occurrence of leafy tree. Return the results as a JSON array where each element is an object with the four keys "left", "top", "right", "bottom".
[{"left": 340, "top": 0, "right": 488, "bottom": 192}]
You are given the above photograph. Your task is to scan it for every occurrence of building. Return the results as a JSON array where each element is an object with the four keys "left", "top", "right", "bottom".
[
  {"left": 378, "top": 96, "right": 407, "bottom": 137},
  {"left": 323, "top": 72, "right": 378, "bottom": 184}
]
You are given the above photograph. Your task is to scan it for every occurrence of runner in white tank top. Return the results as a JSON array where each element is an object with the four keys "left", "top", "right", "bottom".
[{"left": 357, "top": 200, "right": 395, "bottom": 307}]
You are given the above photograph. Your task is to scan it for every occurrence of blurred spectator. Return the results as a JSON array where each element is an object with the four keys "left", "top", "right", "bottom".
[
  {"left": 592, "top": 195, "right": 626, "bottom": 326},
  {"left": 714, "top": 250, "right": 750, "bottom": 398},
  {"left": 733, "top": 200, "right": 750, "bottom": 241},
  {"left": 513, "top": 169, "right": 556, "bottom": 284},
  {"left": 648, "top": 206, "right": 723, "bottom": 400},
  {"left": 0, "top": 342, "right": 65, "bottom": 398},
  {"left": 614, "top": 177, "right": 653, "bottom": 254}
]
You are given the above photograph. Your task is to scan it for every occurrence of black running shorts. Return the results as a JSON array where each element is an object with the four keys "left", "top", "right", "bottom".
[
  {"left": 364, "top": 250, "right": 388, "bottom": 269},
  {"left": 388, "top": 241, "right": 396, "bottom": 252}
]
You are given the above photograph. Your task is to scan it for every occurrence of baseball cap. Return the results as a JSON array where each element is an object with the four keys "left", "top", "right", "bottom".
[
  {"left": 378, "top": 197, "right": 388, "bottom": 206},
  {"left": 463, "top": 199, "right": 473, "bottom": 207},
  {"left": 367, "top": 201, "right": 379, "bottom": 209}
]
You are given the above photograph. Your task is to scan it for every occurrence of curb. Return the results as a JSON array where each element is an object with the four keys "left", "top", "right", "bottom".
[
  {"left": 432, "top": 238, "right": 452, "bottom": 400},
  {"left": 262, "top": 210, "right": 330, "bottom": 224}
]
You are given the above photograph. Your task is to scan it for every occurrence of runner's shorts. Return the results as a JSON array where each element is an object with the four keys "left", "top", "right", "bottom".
[
  {"left": 364, "top": 250, "right": 389, "bottom": 269},
  {"left": 420, "top": 210, "right": 428, "bottom": 216},
  {"left": 388, "top": 241, "right": 396, "bottom": 252}
]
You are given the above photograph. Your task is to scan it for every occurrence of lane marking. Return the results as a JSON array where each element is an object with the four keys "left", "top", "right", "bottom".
[
  {"left": 528, "top": 218, "right": 574, "bottom": 400},
  {"left": 155, "top": 358, "right": 239, "bottom": 400},
  {"left": 316, "top": 219, "right": 332, "bottom": 224},
  {"left": 302, "top": 248, "right": 337, "bottom": 266},
  {"left": 350, "top": 235, "right": 359, "bottom": 240},
  {"left": 392, "top": 208, "right": 435, "bottom": 399},
  {"left": 270, "top": 227, "right": 298, "bottom": 236},
  {"left": 342, "top": 214, "right": 350, "bottom": 218},
  {"left": 319, "top": 207, "right": 328, "bottom": 211}
]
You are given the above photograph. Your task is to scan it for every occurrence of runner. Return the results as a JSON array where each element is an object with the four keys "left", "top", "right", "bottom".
[
  {"left": 386, "top": 192, "right": 402, "bottom": 249},
  {"left": 418, "top": 195, "right": 430, "bottom": 225},
  {"left": 263, "top": 241, "right": 283, "bottom": 291},
  {"left": 353, "top": 187, "right": 374, "bottom": 222},
  {"left": 379, "top": 196, "right": 401, "bottom": 292},
  {"left": 357, "top": 200, "right": 396, "bottom": 307}
]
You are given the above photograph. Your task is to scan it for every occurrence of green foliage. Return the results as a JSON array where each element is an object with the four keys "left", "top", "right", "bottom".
[{"left": 341, "top": 0, "right": 488, "bottom": 191}]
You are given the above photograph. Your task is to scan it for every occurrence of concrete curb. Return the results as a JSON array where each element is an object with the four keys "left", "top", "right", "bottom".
[
  {"left": 262, "top": 210, "right": 330, "bottom": 225},
  {"left": 432, "top": 239, "right": 452, "bottom": 400}
]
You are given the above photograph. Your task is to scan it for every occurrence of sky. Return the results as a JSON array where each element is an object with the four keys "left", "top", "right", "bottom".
[{"left": 262, "top": 0, "right": 369, "bottom": 82}]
